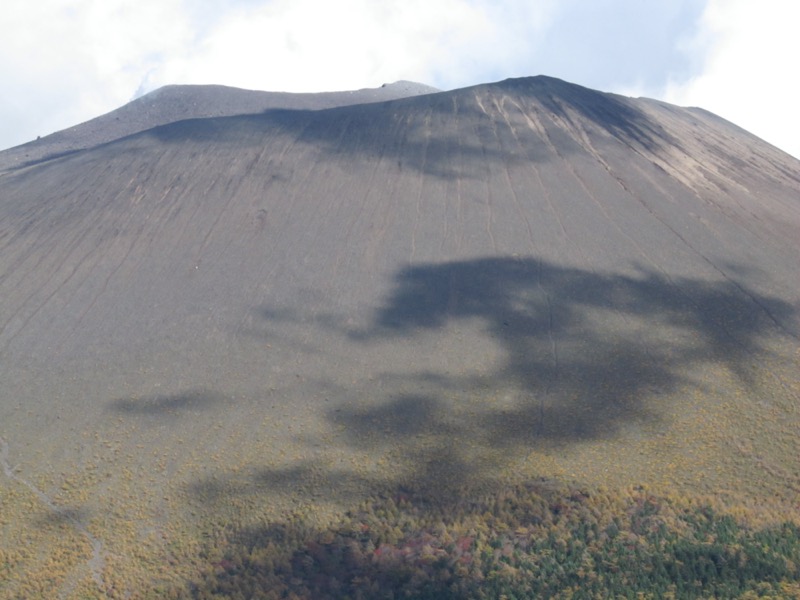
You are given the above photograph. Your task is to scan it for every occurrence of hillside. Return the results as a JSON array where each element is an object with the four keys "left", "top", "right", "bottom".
[
  {"left": 1, "top": 75, "right": 799, "bottom": 598},
  {"left": 0, "top": 80, "right": 439, "bottom": 173}
]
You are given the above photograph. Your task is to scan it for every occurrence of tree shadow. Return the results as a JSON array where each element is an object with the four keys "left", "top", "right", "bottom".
[
  {"left": 181, "top": 254, "right": 797, "bottom": 596},
  {"left": 333, "top": 257, "right": 793, "bottom": 456},
  {"left": 187, "top": 255, "right": 796, "bottom": 504},
  {"left": 108, "top": 389, "right": 222, "bottom": 421}
]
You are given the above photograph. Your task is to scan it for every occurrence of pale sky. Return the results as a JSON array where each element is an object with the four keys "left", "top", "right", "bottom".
[{"left": 1, "top": 0, "right": 798, "bottom": 158}]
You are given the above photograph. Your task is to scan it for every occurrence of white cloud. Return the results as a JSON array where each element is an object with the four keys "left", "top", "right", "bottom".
[
  {"left": 1, "top": 0, "right": 798, "bottom": 161},
  {"left": 0, "top": 0, "right": 191, "bottom": 147},
  {"left": 0, "top": 0, "right": 557, "bottom": 150},
  {"left": 538, "top": 0, "right": 705, "bottom": 94},
  {"left": 139, "top": 0, "right": 557, "bottom": 93},
  {"left": 664, "top": 0, "right": 800, "bottom": 158}
]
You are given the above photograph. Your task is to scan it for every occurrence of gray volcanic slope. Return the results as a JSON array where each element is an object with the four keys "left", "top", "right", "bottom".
[
  {"left": 1, "top": 75, "right": 799, "bottom": 593},
  {"left": 0, "top": 80, "right": 440, "bottom": 173}
]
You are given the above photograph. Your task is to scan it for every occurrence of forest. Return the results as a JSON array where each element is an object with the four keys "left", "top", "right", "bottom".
[{"left": 181, "top": 481, "right": 800, "bottom": 599}]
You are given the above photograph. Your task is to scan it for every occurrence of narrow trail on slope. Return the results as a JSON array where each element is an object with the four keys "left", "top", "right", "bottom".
[{"left": 0, "top": 435, "right": 106, "bottom": 593}]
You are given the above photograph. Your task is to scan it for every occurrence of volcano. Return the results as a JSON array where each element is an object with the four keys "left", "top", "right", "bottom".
[{"left": 1, "top": 76, "right": 799, "bottom": 597}]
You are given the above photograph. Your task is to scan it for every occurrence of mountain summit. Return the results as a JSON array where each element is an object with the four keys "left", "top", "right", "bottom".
[
  {"left": 0, "top": 80, "right": 440, "bottom": 172},
  {"left": 1, "top": 76, "right": 799, "bottom": 597}
]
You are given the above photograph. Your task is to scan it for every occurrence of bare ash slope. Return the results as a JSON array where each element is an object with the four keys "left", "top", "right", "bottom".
[
  {"left": 0, "top": 80, "right": 439, "bottom": 173},
  {"left": 0, "top": 75, "right": 799, "bottom": 597}
]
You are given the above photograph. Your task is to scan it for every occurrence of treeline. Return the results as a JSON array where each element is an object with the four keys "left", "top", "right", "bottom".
[{"left": 181, "top": 481, "right": 800, "bottom": 599}]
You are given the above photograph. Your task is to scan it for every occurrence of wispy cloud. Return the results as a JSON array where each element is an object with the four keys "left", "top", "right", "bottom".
[
  {"left": 0, "top": 0, "right": 557, "bottom": 148},
  {"left": 1, "top": 0, "right": 191, "bottom": 146},
  {"left": 663, "top": 0, "right": 800, "bottom": 158},
  {"left": 137, "top": 0, "right": 555, "bottom": 93},
  {"left": 0, "top": 0, "right": 797, "bottom": 158}
]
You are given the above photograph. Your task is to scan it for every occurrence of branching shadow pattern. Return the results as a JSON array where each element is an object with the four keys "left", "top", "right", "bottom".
[{"left": 180, "top": 255, "right": 798, "bottom": 596}]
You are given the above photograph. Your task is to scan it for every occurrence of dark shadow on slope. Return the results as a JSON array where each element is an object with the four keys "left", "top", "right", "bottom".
[
  {"left": 440, "top": 259, "right": 783, "bottom": 352},
  {"left": 144, "top": 102, "right": 489, "bottom": 181},
  {"left": 137, "top": 76, "right": 684, "bottom": 181},
  {"left": 0, "top": 82, "right": 440, "bottom": 174},
  {"left": 311, "top": 258, "right": 790, "bottom": 497},
  {"left": 189, "top": 463, "right": 381, "bottom": 513},
  {"left": 108, "top": 389, "right": 222, "bottom": 420},
  {"left": 34, "top": 505, "right": 92, "bottom": 529},
  {"left": 0, "top": 147, "right": 84, "bottom": 173},
  {"left": 358, "top": 256, "right": 791, "bottom": 391},
  {"left": 495, "top": 76, "right": 678, "bottom": 153},
  {"left": 182, "top": 255, "right": 797, "bottom": 595},
  {"left": 189, "top": 256, "right": 796, "bottom": 508},
  {"left": 2, "top": 76, "right": 686, "bottom": 183}
]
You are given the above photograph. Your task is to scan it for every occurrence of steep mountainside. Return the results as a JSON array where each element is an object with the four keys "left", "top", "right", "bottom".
[
  {"left": 1, "top": 76, "right": 798, "bottom": 597},
  {"left": 0, "top": 80, "right": 439, "bottom": 173}
]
